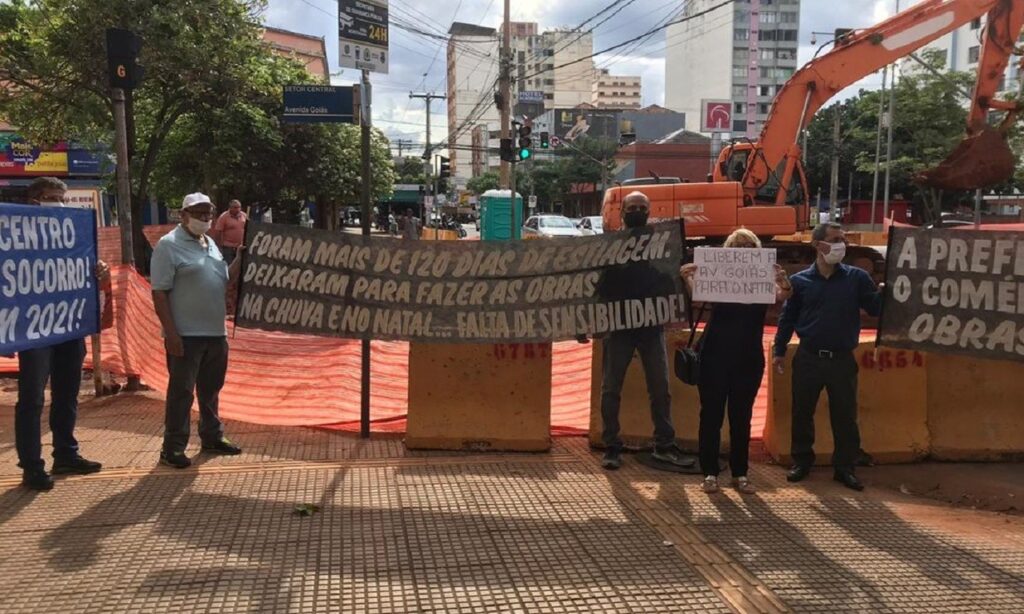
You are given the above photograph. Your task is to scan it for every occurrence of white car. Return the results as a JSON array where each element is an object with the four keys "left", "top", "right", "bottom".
[
  {"left": 578, "top": 216, "right": 604, "bottom": 235},
  {"left": 522, "top": 215, "right": 582, "bottom": 238}
]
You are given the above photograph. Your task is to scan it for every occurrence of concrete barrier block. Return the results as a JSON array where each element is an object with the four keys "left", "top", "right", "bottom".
[
  {"left": 406, "top": 342, "right": 552, "bottom": 452},
  {"left": 765, "top": 343, "right": 929, "bottom": 465},
  {"left": 588, "top": 328, "right": 712, "bottom": 452},
  {"left": 927, "top": 353, "right": 1024, "bottom": 461}
]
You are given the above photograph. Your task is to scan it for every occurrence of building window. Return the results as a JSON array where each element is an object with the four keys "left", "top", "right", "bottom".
[
  {"left": 732, "top": 85, "right": 747, "bottom": 97},
  {"left": 968, "top": 46, "right": 980, "bottom": 64},
  {"left": 760, "top": 12, "right": 777, "bottom": 24},
  {"left": 971, "top": 18, "right": 981, "bottom": 30},
  {"left": 780, "top": 11, "right": 798, "bottom": 23},
  {"left": 759, "top": 30, "right": 777, "bottom": 41},
  {"left": 734, "top": 29, "right": 749, "bottom": 41},
  {"left": 734, "top": 48, "right": 749, "bottom": 61},
  {"left": 544, "top": 78, "right": 555, "bottom": 85},
  {"left": 732, "top": 119, "right": 748, "bottom": 132},
  {"left": 735, "top": 102, "right": 746, "bottom": 114},
  {"left": 777, "top": 49, "right": 796, "bottom": 60},
  {"left": 760, "top": 49, "right": 774, "bottom": 60},
  {"left": 758, "top": 103, "right": 770, "bottom": 114},
  {"left": 779, "top": 29, "right": 798, "bottom": 42},
  {"left": 518, "top": 51, "right": 525, "bottom": 63},
  {"left": 759, "top": 85, "right": 775, "bottom": 97},
  {"left": 733, "top": 66, "right": 747, "bottom": 78}
]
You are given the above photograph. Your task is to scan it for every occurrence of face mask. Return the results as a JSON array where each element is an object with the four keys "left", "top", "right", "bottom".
[
  {"left": 623, "top": 210, "right": 649, "bottom": 228},
  {"left": 822, "top": 242, "right": 846, "bottom": 264},
  {"left": 187, "top": 217, "right": 212, "bottom": 236}
]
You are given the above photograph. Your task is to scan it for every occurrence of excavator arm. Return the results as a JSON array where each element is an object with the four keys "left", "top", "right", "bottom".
[{"left": 738, "top": 0, "right": 1024, "bottom": 205}]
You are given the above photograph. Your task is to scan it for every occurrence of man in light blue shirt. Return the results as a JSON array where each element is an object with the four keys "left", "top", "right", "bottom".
[{"left": 151, "top": 193, "right": 244, "bottom": 468}]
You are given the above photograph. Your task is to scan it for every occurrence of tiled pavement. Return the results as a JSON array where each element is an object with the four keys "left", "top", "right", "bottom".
[{"left": 1, "top": 387, "right": 1023, "bottom": 613}]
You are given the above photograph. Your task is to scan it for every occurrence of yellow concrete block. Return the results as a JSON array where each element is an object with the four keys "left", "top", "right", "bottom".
[
  {"left": 406, "top": 342, "right": 552, "bottom": 451},
  {"left": 588, "top": 328, "right": 710, "bottom": 451},
  {"left": 927, "top": 353, "right": 1024, "bottom": 461},
  {"left": 765, "top": 342, "right": 929, "bottom": 465},
  {"left": 420, "top": 228, "right": 460, "bottom": 240}
]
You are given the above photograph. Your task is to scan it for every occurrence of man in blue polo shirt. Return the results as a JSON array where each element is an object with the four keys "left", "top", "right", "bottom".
[
  {"left": 773, "top": 223, "right": 882, "bottom": 491},
  {"left": 150, "top": 193, "right": 244, "bottom": 468}
]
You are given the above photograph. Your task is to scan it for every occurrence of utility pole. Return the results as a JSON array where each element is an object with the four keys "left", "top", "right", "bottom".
[
  {"left": 883, "top": 0, "right": 900, "bottom": 224},
  {"left": 359, "top": 70, "right": 373, "bottom": 439},
  {"left": 393, "top": 138, "right": 412, "bottom": 158},
  {"left": 828, "top": 105, "right": 841, "bottom": 224},
  {"left": 409, "top": 91, "right": 445, "bottom": 177},
  {"left": 499, "top": 0, "right": 512, "bottom": 190},
  {"left": 870, "top": 65, "right": 888, "bottom": 231}
]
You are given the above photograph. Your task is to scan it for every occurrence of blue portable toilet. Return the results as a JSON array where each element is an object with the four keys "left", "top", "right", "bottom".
[{"left": 479, "top": 189, "right": 523, "bottom": 241}]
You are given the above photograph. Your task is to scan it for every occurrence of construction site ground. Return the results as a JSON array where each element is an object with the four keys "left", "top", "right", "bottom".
[{"left": 1, "top": 383, "right": 1023, "bottom": 613}]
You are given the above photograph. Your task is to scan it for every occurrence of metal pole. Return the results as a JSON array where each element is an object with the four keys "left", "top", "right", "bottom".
[
  {"left": 499, "top": 0, "right": 511, "bottom": 189},
  {"left": 112, "top": 88, "right": 134, "bottom": 266},
  {"left": 828, "top": 106, "right": 841, "bottom": 224},
  {"left": 883, "top": 0, "right": 900, "bottom": 224},
  {"left": 974, "top": 188, "right": 983, "bottom": 228},
  {"left": 870, "top": 65, "right": 887, "bottom": 231},
  {"left": 510, "top": 160, "right": 517, "bottom": 239},
  {"left": 359, "top": 70, "right": 372, "bottom": 439}
]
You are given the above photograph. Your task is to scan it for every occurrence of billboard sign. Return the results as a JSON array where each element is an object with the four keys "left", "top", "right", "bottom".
[
  {"left": 0, "top": 134, "right": 69, "bottom": 176},
  {"left": 339, "top": 0, "right": 389, "bottom": 74},
  {"left": 700, "top": 99, "right": 732, "bottom": 133},
  {"left": 554, "top": 109, "right": 619, "bottom": 143},
  {"left": 518, "top": 90, "right": 544, "bottom": 103}
]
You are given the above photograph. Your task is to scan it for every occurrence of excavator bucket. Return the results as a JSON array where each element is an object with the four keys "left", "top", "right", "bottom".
[{"left": 916, "top": 127, "right": 1017, "bottom": 191}]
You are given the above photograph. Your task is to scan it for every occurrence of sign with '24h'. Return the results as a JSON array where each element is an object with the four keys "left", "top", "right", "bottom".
[{"left": 0, "top": 203, "right": 100, "bottom": 354}]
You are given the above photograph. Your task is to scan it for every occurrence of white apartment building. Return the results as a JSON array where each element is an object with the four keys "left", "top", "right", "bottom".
[
  {"left": 592, "top": 68, "right": 642, "bottom": 109},
  {"left": 924, "top": 15, "right": 1021, "bottom": 96},
  {"left": 510, "top": 23, "right": 595, "bottom": 109},
  {"left": 664, "top": 0, "right": 800, "bottom": 136},
  {"left": 446, "top": 22, "right": 500, "bottom": 185}
]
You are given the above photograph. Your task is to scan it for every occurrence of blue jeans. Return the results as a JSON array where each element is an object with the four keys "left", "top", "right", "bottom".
[
  {"left": 16, "top": 338, "right": 86, "bottom": 472},
  {"left": 600, "top": 327, "right": 675, "bottom": 453}
]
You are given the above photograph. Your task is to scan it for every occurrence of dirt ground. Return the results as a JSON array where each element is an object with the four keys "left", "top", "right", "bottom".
[{"left": 869, "top": 462, "right": 1024, "bottom": 516}]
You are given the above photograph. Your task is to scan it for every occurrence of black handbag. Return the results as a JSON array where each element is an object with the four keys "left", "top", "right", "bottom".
[{"left": 674, "top": 300, "right": 707, "bottom": 385}]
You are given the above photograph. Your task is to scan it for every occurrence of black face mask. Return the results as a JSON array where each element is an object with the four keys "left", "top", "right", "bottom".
[{"left": 623, "top": 210, "right": 649, "bottom": 228}]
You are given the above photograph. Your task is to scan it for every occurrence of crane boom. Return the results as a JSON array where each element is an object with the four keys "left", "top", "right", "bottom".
[{"left": 739, "top": 0, "right": 1024, "bottom": 205}]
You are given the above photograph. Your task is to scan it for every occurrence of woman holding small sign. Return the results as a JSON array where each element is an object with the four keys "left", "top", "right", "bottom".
[{"left": 681, "top": 229, "right": 791, "bottom": 495}]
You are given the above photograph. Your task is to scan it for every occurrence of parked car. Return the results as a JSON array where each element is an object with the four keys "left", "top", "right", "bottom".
[
  {"left": 578, "top": 216, "right": 604, "bottom": 235},
  {"left": 522, "top": 215, "right": 582, "bottom": 239}
]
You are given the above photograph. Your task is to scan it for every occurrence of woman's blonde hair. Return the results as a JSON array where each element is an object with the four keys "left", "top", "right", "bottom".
[{"left": 724, "top": 228, "right": 761, "bottom": 248}]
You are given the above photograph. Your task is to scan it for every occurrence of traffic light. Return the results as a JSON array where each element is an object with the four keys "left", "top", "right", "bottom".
[
  {"left": 105, "top": 28, "right": 144, "bottom": 90},
  {"left": 517, "top": 123, "right": 532, "bottom": 161},
  {"left": 500, "top": 138, "right": 515, "bottom": 163},
  {"left": 540, "top": 131, "right": 550, "bottom": 149},
  {"left": 438, "top": 156, "right": 451, "bottom": 179}
]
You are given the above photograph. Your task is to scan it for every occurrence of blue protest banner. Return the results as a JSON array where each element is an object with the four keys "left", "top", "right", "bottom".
[{"left": 0, "top": 203, "right": 100, "bottom": 353}]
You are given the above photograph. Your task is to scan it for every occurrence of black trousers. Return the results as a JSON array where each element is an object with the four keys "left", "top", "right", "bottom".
[
  {"left": 697, "top": 353, "right": 763, "bottom": 478},
  {"left": 163, "top": 337, "right": 228, "bottom": 454},
  {"left": 600, "top": 327, "right": 675, "bottom": 453},
  {"left": 790, "top": 347, "right": 860, "bottom": 471},
  {"left": 15, "top": 339, "right": 86, "bottom": 471}
]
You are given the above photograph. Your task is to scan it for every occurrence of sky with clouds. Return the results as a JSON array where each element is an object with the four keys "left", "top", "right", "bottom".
[{"left": 263, "top": 0, "right": 923, "bottom": 150}]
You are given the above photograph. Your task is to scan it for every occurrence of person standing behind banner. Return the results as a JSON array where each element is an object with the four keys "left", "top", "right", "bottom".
[
  {"left": 680, "top": 229, "right": 792, "bottom": 495},
  {"left": 13, "top": 177, "right": 110, "bottom": 491},
  {"left": 598, "top": 191, "right": 694, "bottom": 471},
  {"left": 401, "top": 208, "right": 420, "bottom": 240},
  {"left": 150, "top": 193, "right": 244, "bottom": 469},
  {"left": 211, "top": 199, "right": 247, "bottom": 264},
  {"left": 773, "top": 222, "right": 883, "bottom": 492}
]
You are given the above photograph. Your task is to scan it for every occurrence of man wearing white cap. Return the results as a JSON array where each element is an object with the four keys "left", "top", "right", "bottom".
[{"left": 150, "top": 193, "right": 244, "bottom": 468}]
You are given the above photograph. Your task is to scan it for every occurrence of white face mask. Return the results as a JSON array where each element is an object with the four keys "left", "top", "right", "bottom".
[
  {"left": 822, "top": 242, "right": 846, "bottom": 265},
  {"left": 187, "top": 217, "right": 212, "bottom": 236}
]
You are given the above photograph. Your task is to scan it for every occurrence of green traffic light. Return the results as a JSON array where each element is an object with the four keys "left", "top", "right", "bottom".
[{"left": 519, "top": 149, "right": 531, "bottom": 160}]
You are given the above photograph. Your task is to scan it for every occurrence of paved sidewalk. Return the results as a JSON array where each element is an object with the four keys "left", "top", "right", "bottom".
[{"left": 1, "top": 388, "right": 1023, "bottom": 613}]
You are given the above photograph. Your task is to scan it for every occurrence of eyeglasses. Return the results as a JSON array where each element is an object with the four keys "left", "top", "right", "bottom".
[{"left": 187, "top": 211, "right": 214, "bottom": 220}]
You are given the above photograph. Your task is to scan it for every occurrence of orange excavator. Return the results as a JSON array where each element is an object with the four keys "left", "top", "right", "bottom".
[{"left": 603, "top": 0, "right": 1024, "bottom": 241}]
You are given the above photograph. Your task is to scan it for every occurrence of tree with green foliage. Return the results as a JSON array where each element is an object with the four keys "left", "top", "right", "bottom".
[
  {"left": 466, "top": 171, "right": 500, "bottom": 195},
  {"left": 395, "top": 157, "right": 427, "bottom": 184}
]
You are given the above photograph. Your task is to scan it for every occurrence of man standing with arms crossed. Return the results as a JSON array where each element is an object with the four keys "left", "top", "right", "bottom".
[
  {"left": 151, "top": 193, "right": 244, "bottom": 468},
  {"left": 773, "top": 223, "right": 883, "bottom": 491}
]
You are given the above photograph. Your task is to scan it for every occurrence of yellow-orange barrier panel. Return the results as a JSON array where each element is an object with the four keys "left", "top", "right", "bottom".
[
  {"left": 588, "top": 327, "right": 709, "bottom": 451},
  {"left": 926, "top": 353, "right": 1024, "bottom": 461},
  {"left": 420, "top": 228, "right": 460, "bottom": 240},
  {"left": 765, "top": 342, "right": 929, "bottom": 465},
  {"left": 406, "top": 342, "right": 552, "bottom": 452}
]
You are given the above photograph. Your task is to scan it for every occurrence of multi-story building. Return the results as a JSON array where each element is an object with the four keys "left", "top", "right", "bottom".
[
  {"left": 446, "top": 22, "right": 500, "bottom": 185},
  {"left": 263, "top": 27, "right": 329, "bottom": 80},
  {"left": 592, "top": 68, "right": 642, "bottom": 109},
  {"left": 510, "top": 24, "right": 595, "bottom": 110},
  {"left": 924, "top": 16, "right": 1021, "bottom": 96},
  {"left": 665, "top": 0, "right": 800, "bottom": 136}
]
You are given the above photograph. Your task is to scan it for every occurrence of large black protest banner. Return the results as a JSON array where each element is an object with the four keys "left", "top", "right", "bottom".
[
  {"left": 236, "top": 221, "right": 688, "bottom": 343},
  {"left": 878, "top": 226, "right": 1024, "bottom": 363}
]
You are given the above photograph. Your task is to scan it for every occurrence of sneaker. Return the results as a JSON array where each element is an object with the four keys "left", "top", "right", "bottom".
[
  {"left": 701, "top": 475, "right": 719, "bottom": 494},
  {"left": 159, "top": 451, "right": 192, "bottom": 469},
  {"left": 52, "top": 455, "right": 103, "bottom": 475},
  {"left": 732, "top": 476, "right": 756, "bottom": 495},
  {"left": 201, "top": 437, "right": 242, "bottom": 455},
  {"left": 22, "top": 469, "right": 54, "bottom": 491},
  {"left": 651, "top": 445, "right": 696, "bottom": 468},
  {"left": 601, "top": 449, "right": 622, "bottom": 470}
]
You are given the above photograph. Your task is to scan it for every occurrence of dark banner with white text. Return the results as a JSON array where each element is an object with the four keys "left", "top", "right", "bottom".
[{"left": 235, "top": 221, "right": 688, "bottom": 343}]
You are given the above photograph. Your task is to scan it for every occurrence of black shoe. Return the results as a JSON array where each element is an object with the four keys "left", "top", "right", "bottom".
[
  {"left": 159, "top": 451, "right": 192, "bottom": 469},
  {"left": 786, "top": 464, "right": 811, "bottom": 482},
  {"left": 651, "top": 445, "right": 697, "bottom": 468},
  {"left": 52, "top": 455, "right": 103, "bottom": 475},
  {"left": 834, "top": 471, "right": 864, "bottom": 491},
  {"left": 601, "top": 449, "right": 622, "bottom": 470},
  {"left": 201, "top": 437, "right": 242, "bottom": 455},
  {"left": 22, "top": 469, "right": 54, "bottom": 491}
]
